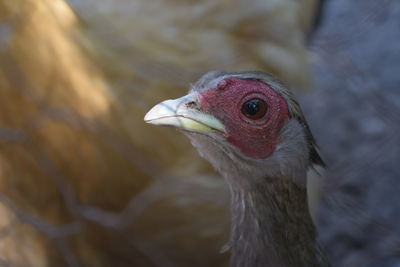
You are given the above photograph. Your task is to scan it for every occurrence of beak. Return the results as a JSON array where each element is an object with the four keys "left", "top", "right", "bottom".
[{"left": 144, "top": 93, "right": 225, "bottom": 133}]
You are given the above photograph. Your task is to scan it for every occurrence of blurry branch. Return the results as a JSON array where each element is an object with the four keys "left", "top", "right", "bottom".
[
  {"left": 54, "top": 239, "right": 82, "bottom": 267},
  {"left": 126, "top": 235, "right": 178, "bottom": 267},
  {"left": 0, "top": 218, "right": 18, "bottom": 241},
  {"left": 0, "top": 127, "right": 26, "bottom": 143},
  {"left": 77, "top": 175, "right": 197, "bottom": 229},
  {"left": 0, "top": 160, "right": 177, "bottom": 267},
  {"left": 0, "top": 194, "right": 81, "bottom": 239},
  {"left": 37, "top": 106, "right": 163, "bottom": 179},
  {"left": 0, "top": 194, "right": 82, "bottom": 267},
  {"left": 0, "top": 118, "right": 182, "bottom": 266}
]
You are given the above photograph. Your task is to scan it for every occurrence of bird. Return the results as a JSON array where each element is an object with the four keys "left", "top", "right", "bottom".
[{"left": 144, "top": 71, "right": 330, "bottom": 267}]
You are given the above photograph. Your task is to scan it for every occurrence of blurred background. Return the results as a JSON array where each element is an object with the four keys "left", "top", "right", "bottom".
[{"left": 0, "top": 0, "right": 399, "bottom": 266}]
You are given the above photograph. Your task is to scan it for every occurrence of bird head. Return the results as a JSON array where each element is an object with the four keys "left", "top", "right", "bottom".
[{"left": 145, "top": 71, "right": 323, "bottom": 182}]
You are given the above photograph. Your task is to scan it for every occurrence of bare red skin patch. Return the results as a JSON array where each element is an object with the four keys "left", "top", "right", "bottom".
[{"left": 198, "top": 77, "right": 289, "bottom": 159}]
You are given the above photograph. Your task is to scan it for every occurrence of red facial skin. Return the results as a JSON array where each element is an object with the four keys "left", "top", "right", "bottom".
[{"left": 198, "top": 77, "right": 289, "bottom": 159}]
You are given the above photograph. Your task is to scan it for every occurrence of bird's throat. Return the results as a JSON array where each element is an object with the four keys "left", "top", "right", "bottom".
[{"left": 227, "top": 175, "right": 328, "bottom": 267}]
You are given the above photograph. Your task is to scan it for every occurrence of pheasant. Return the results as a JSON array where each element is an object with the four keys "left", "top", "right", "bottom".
[{"left": 145, "top": 71, "right": 330, "bottom": 267}]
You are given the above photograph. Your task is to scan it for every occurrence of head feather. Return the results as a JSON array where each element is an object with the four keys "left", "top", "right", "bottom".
[{"left": 192, "top": 71, "right": 325, "bottom": 167}]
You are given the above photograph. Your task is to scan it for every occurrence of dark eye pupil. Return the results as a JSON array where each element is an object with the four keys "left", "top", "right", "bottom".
[
  {"left": 241, "top": 98, "right": 267, "bottom": 119},
  {"left": 245, "top": 100, "right": 260, "bottom": 115}
]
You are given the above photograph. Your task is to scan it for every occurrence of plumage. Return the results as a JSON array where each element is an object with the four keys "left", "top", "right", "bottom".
[{"left": 145, "top": 71, "right": 330, "bottom": 267}]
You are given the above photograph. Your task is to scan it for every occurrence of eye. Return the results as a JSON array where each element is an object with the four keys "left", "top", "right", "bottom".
[{"left": 241, "top": 98, "right": 268, "bottom": 120}]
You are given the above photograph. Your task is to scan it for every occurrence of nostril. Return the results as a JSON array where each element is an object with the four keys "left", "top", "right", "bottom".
[{"left": 185, "top": 101, "right": 199, "bottom": 110}]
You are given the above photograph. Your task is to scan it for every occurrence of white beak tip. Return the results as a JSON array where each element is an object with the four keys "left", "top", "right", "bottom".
[{"left": 144, "top": 99, "right": 178, "bottom": 122}]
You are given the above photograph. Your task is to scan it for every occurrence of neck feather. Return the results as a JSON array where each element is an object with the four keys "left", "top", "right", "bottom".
[
  {"left": 226, "top": 171, "right": 329, "bottom": 267},
  {"left": 184, "top": 120, "right": 330, "bottom": 267}
]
